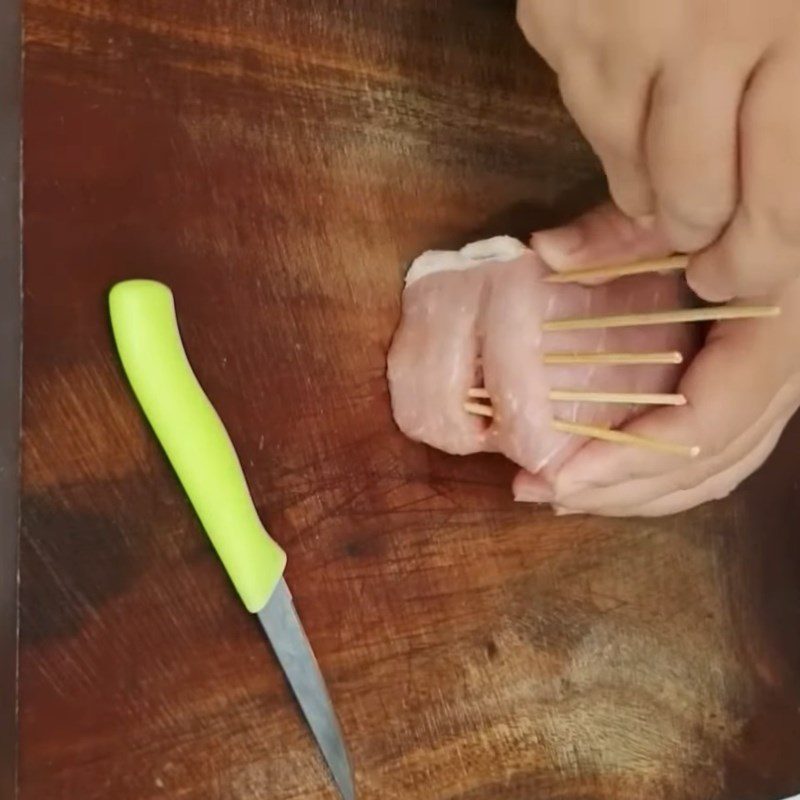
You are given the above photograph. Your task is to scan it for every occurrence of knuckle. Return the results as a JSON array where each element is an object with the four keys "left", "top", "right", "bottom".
[{"left": 557, "top": 62, "right": 648, "bottom": 169}]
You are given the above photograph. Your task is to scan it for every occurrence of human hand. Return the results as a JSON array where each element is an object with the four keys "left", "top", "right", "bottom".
[
  {"left": 514, "top": 203, "right": 800, "bottom": 516},
  {"left": 516, "top": 0, "right": 800, "bottom": 302}
]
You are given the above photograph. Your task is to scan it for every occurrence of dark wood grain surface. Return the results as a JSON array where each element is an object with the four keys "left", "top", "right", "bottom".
[
  {"left": 1, "top": 0, "right": 22, "bottom": 795},
  {"left": 21, "top": 2, "right": 800, "bottom": 799}
]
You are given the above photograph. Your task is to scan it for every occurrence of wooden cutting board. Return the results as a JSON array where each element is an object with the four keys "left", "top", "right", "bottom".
[
  {"left": 0, "top": 0, "right": 21, "bottom": 797},
  {"left": 20, "top": 1, "right": 800, "bottom": 798}
]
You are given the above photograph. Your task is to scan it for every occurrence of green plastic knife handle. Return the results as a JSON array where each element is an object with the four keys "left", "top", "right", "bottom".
[{"left": 109, "top": 280, "right": 286, "bottom": 613}]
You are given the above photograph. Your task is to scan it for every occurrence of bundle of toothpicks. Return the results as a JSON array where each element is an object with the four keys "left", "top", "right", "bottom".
[{"left": 464, "top": 255, "right": 779, "bottom": 458}]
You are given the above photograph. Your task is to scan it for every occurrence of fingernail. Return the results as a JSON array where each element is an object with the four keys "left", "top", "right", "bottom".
[
  {"left": 531, "top": 224, "right": 585, "bottom": 267},
  {"left": 513, "top": 483, "right": 555, "bottom": 504}
]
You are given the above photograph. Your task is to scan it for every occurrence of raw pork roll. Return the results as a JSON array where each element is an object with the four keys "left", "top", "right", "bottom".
[{"left": 387, "top": 236, "right": 698, "bottom": 486}]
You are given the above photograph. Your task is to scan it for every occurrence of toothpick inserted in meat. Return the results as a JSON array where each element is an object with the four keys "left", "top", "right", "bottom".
[
  {"left": 552, "top": 419, "right": 700, "bottom": 458},
  {"left": 543, "top": 254, "right": 689, "bottom": 284},
  {"left": 463, "top": 401, "right": 494, "bottom": 418},
  {"left": 469, "top": 388, "right": 686, "bottom": 406},
  {"left": 543, "top": 305, "right": 780, "bottom": 332},
  {"left": 543, "top": 351, "right": 684, "bottom": 366},
  {"left": 463, "top": 402, "right": 700, "bottom": 457},
  {"left": 549, "top": 390, "right": 686, "bottom": 406}
]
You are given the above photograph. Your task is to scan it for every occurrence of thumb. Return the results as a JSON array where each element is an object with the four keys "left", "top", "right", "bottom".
[{"left": 530, "top": 202, "right": 671, "bottom": 276}]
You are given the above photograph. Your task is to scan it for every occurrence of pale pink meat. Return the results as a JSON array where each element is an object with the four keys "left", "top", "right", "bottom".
[{"left": 387, "top": 237, "right": 698, "bottom": 488}]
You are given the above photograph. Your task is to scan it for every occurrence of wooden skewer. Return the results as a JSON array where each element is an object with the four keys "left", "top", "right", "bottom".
[
  {"left": 543, "top": 305, "right": 780, "bottom": 332},
  {"left": 549, "top": 390, "right": 686, "bottom": 406},
  {"left": 543, "top": 254, "right": 689, "bottom": 284},
  {"left": 463, "top": 402, "right": 700, "bottom": 457},
  {"left": 468, "top": 387, "right": 685, "bottom": 405},
  {"left": 543, "top": 351, "right": 683, "bottom": 366},
  {"left": 552, "top": 419, "right": 700, "bottom": 459}
]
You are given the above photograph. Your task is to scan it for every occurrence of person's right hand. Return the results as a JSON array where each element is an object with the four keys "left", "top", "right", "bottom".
[
  {"left": 516, "top": 0, "right": 800, "bottom": 303},
  {"left": 514, "top": 203, "right": 800, "bottom": 516}
]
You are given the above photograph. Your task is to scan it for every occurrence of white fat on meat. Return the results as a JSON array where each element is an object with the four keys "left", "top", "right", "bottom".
[
  {"left": 387, "top": 237, "right": 697, "bottom": 485},
  {"left": 404, "top": 236, "right": 529, "bottom": 285}
]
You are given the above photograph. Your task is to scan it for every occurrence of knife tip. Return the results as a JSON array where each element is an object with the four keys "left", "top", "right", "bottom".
[{"left": 332, "top": 758, "right": 356, "bottom": 800}]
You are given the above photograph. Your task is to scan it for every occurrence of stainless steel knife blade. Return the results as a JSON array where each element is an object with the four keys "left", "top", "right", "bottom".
[{"left": 259, "top": 579, "right": 355, "bottom": 800}]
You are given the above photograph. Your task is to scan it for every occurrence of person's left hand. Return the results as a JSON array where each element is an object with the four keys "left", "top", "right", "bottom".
[{"left": 513, "top": 203, "right": 800, "bottom": 516}]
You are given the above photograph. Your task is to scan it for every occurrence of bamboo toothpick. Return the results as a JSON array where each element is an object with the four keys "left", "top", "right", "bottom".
[
  {"left": 468, "top": 387, "right": 685, "bottom": 406},
  {"left": 543, "top": 254, "right": 689, "bottom": 284},
  {"left": 552, "top": 419, "right": 700, "bottom": 458},
  {"left": 543, "top": 305, "right": 780, "bottom": 332},
  {"left": 462, "top": 401, "right": 700, "bottom": 457},
  {"left": 543, "top": 351, "right": 683, "bottom": 366},
  {"left": 464, "top": 401, "right": 494, "bottom": 418},
  {"left": 549, "top": 390, "right": 686, "bottom": 406}
]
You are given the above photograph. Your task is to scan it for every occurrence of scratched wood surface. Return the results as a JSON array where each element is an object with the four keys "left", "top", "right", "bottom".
[{"left": 20, "top": 1, "right": 800, "bottom": 799}]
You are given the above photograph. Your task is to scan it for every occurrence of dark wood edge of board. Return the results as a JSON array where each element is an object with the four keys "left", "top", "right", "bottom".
[{"left": 0, "top": 0, "right": 22, "bottom": 793}]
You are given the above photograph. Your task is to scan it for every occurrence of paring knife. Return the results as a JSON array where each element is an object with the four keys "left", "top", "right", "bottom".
[{"left": 109, "top": 280, "right": 354, "bottom": 800}]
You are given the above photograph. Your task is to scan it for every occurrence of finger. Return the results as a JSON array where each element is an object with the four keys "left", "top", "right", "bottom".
[
  {"left": 558, "top": 58, "right": 656, "bottom": 217},
  {"left": 646, "top": 54, "right": 746, "bottom": 252},
  {"left": 560, "top": 409, "right": 791, "bottom": 517},
  {"left": 625, "top": 412, "right": 790, "bottom": 516},
  {"left": 688, "top": 51, "right": 800, "bottom": 301},
  {"left": 512, "top": 470, "right": 554, "bottom": 504},
  {"left": 556, "top": 378, "right": 797, "bottom": 515},
  {"left": 530, "top": 202, "right": 671, "bottom": 275},
  {"left": 554, "top": 330, "right": 799, "bottom": 502},
  {"left": 552, "top": 282, "right": 800, "bottom": 497}
]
